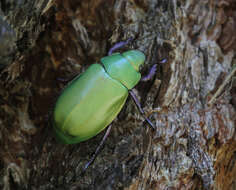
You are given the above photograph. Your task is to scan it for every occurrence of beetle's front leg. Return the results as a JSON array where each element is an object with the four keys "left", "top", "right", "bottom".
[
  {"left": 129, "top": 90, "right": 155, "bottom": 130},
  {"left": 141, "top": 59, "right": 167, "bottom": 81},
  {"left": 108, "top": 38, "right": 133, "bottom": 55},
  {"left": 83, "top": 124, "right": 112, "bottom": 172}
]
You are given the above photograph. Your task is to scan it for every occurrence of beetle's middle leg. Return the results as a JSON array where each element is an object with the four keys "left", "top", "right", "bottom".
[
  {"left": 129, "top": 90, "right": 155, "bottom": 130},
  {"left": 83, "top": 124, "right": 112, "bottom": 172}
]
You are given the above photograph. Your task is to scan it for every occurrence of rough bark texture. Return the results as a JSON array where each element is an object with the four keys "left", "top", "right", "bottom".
[{"left": 0, "top": 0, "right": 236, "bottom": 190}]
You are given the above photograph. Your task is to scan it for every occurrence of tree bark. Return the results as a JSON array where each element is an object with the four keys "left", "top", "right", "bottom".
[{"left": 0, "top": 0, "right": 235, "bottom": 189}]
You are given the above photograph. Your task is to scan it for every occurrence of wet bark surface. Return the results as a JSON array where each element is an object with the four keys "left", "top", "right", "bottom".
[{"left": 0, "top": 0, "right": 236, "bottom": 189}]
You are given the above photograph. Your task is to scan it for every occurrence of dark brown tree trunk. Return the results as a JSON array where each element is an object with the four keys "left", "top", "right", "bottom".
[{"left": 0, "top": 0, "right": 235, "bottom": 189}]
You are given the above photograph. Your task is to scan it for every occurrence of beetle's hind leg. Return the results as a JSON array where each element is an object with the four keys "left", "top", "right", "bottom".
[{"left": 83, "top": 125, "right": 112, "bottom": 172}]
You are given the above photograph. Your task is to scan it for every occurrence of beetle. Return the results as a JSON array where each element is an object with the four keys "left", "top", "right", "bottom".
[{"left": 52, "top": 40, "right": 161, "bottom": 170}]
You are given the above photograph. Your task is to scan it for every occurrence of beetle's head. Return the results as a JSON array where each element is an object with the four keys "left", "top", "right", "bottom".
[{"left": 122, "top": 50, "right": 145, "bottom": 72}]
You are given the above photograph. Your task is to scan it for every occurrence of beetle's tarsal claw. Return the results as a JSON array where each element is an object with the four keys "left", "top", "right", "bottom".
[
  {"left": 80, "top": 160, "right": 93, "bottom": 176},
  {"left": 84, "top": 160, "right": 92, "bottom": 171}
]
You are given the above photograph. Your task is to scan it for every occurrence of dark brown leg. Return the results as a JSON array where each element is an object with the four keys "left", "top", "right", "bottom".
[
  {"left": 83, "top": 125, "right": 112, "bottom": 172},
  {"left": 129, "top": 90, "right": 155, "bottom": 130}
]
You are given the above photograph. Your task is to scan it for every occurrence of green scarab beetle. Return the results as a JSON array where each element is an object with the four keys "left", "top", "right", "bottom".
[{"left": 53, "top": 50, "right": 149, "bottom": 144}]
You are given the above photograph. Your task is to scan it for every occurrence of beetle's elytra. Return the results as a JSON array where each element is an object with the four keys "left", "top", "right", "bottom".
[{"left": 53, "top": 50, "right": 145, "bottom": 144}]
